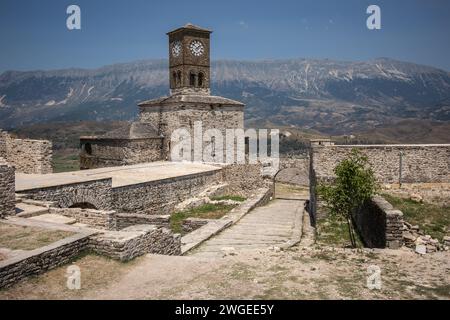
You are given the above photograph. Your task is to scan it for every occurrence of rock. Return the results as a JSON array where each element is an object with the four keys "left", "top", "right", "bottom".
[
  {"left": 443, "top": 236, "right": 450, "bottom": 246},
  {"left": 411, "top": 225, "right": 420, "bottom": 231},
  {"left": 426, "top": 245, "right": 437, "bottom": 253},
  {"left": 410, "top": 193, "right": 423, "bottom": 203},
  {"left": 403, "top": 232, "right": 417, "bottom": 243},
  {"left": 404, "top": 221, "right": 412, "bottom": 229},
  {"left": 415, "top": 244, "right": 427, "bottom": 255}
]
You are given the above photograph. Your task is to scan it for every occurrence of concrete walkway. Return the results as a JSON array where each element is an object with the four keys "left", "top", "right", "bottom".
[{"left": 191, "top": 197, "right": 305, "bottom": 256}]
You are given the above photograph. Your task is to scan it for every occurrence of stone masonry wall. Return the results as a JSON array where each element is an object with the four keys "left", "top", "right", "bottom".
[
  {"left": 0, "top": 158, "right": 15, "bottom": 219},
  {"left": 49, "top": 207, "right": 117, "bottom": 230},
  {"left": 0, "top": 233, "right": 92, "bottom": 289},
  {"left": 18, "top": 178, "right": 113, "bottom": 210},
  {"left": 219, "top": 163, "right": 268, "bottom": 196},
  {"left": 353, "top": 196, "right": 404, "bottom": 249},
  {"left": 80, "top": 138, "right": 164, "bottom": 170},
  {"left": 139, "top": 104, "right": 244, "bottom": 161},
  {"left": 0, "top": 131, "right": 52, "bottom": 174},
  {"left": 89, "top": 225, "right": 181, "bottom": 261},
  {"left": 116, "top": 213, "right": 170, "bottom": 229},
  {"left": 312, "top": 144, "right": 450, "bottom": 184},
  {"left": 112, "top": 169, "right": 222, "bottom": 215}
]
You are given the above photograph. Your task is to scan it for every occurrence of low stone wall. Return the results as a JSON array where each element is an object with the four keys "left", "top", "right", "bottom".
[
  {"left": 0, "top": 131, "right": 52, "bottom": 174},
  {"left": 182, "top": 218, "right": 210, "bottom": 233},
  {"left": 353, "top": 196, "right": 404, "bottom": 249},
  {"left": 18, "top": 178, "right": 113, "bottom": 210},
  {"left": 0, "top": 233, "right": 92, "bottom": 289},
  {"left": 89, "top": 225, "right": 181, "bottom": 261},
  {"left": 0, "top": 158, "right": 15, "bottom": 219},
  {"left": 220, "top": 163, "right": 268, "bottom": 196},
  {"left": 49, "top": 207, "right": 117, "bottom": 230},
  {"left": 116, "top": 213, "right": 170, "bottom": 229},
  {"left": 80, "top": 138, "right": 164, "bottom": 170},
  {"left": 112, "top": 169, "right": 221, "bottom": 215}
]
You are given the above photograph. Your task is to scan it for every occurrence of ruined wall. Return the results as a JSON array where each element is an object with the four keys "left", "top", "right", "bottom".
[
  {"left": 89, "top": 225, "right": 181, "bottom": 261},
  {"left": 112, "top": 169, "right": 222, "bottom": 215},
  {"left": 80, "top": 138, "right": 164, "bottom": 170},
  {"left": 312, "top": 144, "right": 450, "bottom": 184},
  {"left": 116, "top": 213, "right": 170, "bottom": 229},
  {"left": 353, "top": 196, "right": 404, "bottom": 249},
  {"left": 18, "top": 178, "right": 113, "bottom": 210},
  {"left": 0, "top": 233, "right": 92, "bottom": 289},
  {"left": 0, "top": 158, "right": 15, "bottom": 219},
  {"left": 0, "top": 131, "right": 52, "bottom": 174},
  {"left": 49, "top": 207, "right": 117, "bottom": 230}
]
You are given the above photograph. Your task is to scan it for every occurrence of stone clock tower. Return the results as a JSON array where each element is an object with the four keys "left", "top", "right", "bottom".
[
  {"left": 168, "top": 23, "right": 211, "bottom": 95},
  {"left": 79, "top": 23, "right": 245, "bottom": 168}
]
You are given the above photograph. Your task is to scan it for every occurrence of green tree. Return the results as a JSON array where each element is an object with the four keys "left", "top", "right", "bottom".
[{"left": 317, "top": 149, "right": 378, "bottom": 247}]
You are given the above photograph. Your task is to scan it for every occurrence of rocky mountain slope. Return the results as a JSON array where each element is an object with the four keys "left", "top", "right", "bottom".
[{"left": 1, "top": 58, "right": 449, "bottom": 134}]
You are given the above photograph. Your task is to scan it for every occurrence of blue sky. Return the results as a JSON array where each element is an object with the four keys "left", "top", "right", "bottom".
[{"left": 0, "top": 0, "right": 449, "bottom": 72}]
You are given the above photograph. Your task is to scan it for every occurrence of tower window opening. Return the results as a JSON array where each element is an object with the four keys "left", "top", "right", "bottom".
[
  {"left": 198, "top": 73, "right": 204, "bottom": 87},
  {"left": 177, "top": 71, "right": 182, "bottom": 86},
  {"left": 189, "top": 72, "right": 196, "bottom": 87}
]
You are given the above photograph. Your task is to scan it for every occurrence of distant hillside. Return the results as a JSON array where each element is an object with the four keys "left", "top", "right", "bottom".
[{"left": 1, "top": 58, "right": 449, "bottom": 134}]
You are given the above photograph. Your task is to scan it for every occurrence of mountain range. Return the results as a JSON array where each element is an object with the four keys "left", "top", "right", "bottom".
[{"left": 0, "top": 58, "right": 449, "bottom": 134}]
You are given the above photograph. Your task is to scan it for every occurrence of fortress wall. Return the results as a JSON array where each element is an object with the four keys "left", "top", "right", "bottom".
[
  {"left": 0, "top": 131, "right": 52, "bottom": 174},
  {"left": 80, "top": 138, "right": 164, "bottom": 170},
  {"left": 112, "top": 169, "right": 222, "bottom": 215},
  {"left": 311, "top": 144, "right": 450, "bottom": 184},
  {"left": 18, "top": 178, "right": 113, "bottom": 210},
  {"left": 0, "top": 158, "right": 15, "bottom": 219}
]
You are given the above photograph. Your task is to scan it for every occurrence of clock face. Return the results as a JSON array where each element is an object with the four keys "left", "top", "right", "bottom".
[
  {"left": 189, "top": 40, "right": 204, "bottom": 57},
  {"left": 171, "top": 41, "right": 182, "bottom": 57}
]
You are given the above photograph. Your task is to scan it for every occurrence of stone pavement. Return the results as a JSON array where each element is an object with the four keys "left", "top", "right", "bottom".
[{"left": 191, "top": 197, "right": 305, "bottom": 256}]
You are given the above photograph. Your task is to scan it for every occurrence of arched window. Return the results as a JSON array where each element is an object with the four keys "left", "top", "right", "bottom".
[
  {"left": 198, "top": 73, "right": 204, "bottom": 87},
  {"left": 189, "top": 72, "right": 196, "bottom": 87}
]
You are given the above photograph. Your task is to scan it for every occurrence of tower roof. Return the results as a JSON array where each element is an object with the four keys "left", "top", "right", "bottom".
[{"left": 167, "top": 23, "right": 212, "bottom": 35}]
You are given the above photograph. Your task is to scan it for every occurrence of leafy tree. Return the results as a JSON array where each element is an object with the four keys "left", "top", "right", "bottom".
[{"left": 317, "top": 149, "right": 378, "bottom": 247}]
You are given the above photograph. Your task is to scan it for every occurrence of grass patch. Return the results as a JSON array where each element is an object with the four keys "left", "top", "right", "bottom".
[
  {"left": 0, "top": 223, "right": 74, "bottom": 251},
  {"left": 0, "top": 253, "right": 141, "bottom": 299},
  {"left": 383, "top": 193, "right": 450, "bottom": 241},
  {"left": 210, "top": 195, "right": 246, "bottom": 202},
  {"left": 53, "top": 150, "right": 80, "bottom": 173},
  {"left": 170, "top": 203, "right": 237, "bottom": 235},
  {"left": 316, "top": 213, "right": 363, "bottom": 247}
]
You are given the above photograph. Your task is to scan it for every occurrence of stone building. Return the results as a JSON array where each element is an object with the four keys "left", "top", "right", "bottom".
[{"left": 80, "top": 24, "right": 244, "bottom": 169}]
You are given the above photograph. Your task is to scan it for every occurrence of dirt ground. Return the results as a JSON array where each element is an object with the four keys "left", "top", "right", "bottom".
[{"left": 1, "top": 245, "right": 448, "bottom": 300}]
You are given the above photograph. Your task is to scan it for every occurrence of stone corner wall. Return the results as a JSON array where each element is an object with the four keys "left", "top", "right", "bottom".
[
  {"left": 0, "top": 131, "right": 53, "bottom": 174},
  {"left": 353, "top": 195, "right": 404, "bottom": 249},
  {"left": 0, "top": 158, "right": 15, "bottom": 219}
]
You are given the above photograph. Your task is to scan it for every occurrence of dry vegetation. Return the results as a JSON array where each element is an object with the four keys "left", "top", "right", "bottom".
[{"left": 0, "top": 223, "right": 74, "bottom": 251}]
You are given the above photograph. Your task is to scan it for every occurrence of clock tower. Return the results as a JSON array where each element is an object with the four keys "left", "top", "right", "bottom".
[{"left": 168, "top": 23, "right": 211, "bottom": 95}]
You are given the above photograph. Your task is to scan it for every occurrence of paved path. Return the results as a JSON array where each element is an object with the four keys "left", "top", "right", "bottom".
[{"left": 192, "top": 197, "right": 305, "bottom": 256}]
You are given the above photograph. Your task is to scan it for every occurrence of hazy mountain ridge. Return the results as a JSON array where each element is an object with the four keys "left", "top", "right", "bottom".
[{"left": 0, "top": 58, "right": 449, "bottom": 134}]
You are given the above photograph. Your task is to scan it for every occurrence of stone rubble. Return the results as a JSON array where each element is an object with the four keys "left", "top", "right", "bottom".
[{"left": 402, "top": 222, "right": 447, "bottom": 253}]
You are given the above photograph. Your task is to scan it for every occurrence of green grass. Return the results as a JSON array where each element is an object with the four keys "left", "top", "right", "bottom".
[
  {"left": 209, "top": 195, "right": 246, "bottom": 202},
  {"left": 52, "top": 150, "right": 80, "bottom": 173},
  {"left": 383, "top": 194, "right": 450, "bottom": 241},
  {"left": 316, "top": 212, "right": 364, "bottom": 248},
  {"left": 170, "top": 203, "right": 237, "bottom": 235}
]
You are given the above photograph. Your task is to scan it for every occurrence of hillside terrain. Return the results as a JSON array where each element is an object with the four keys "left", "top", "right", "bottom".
[{"left": 1, "top": 58, "right": 449, "bottom": 134}]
